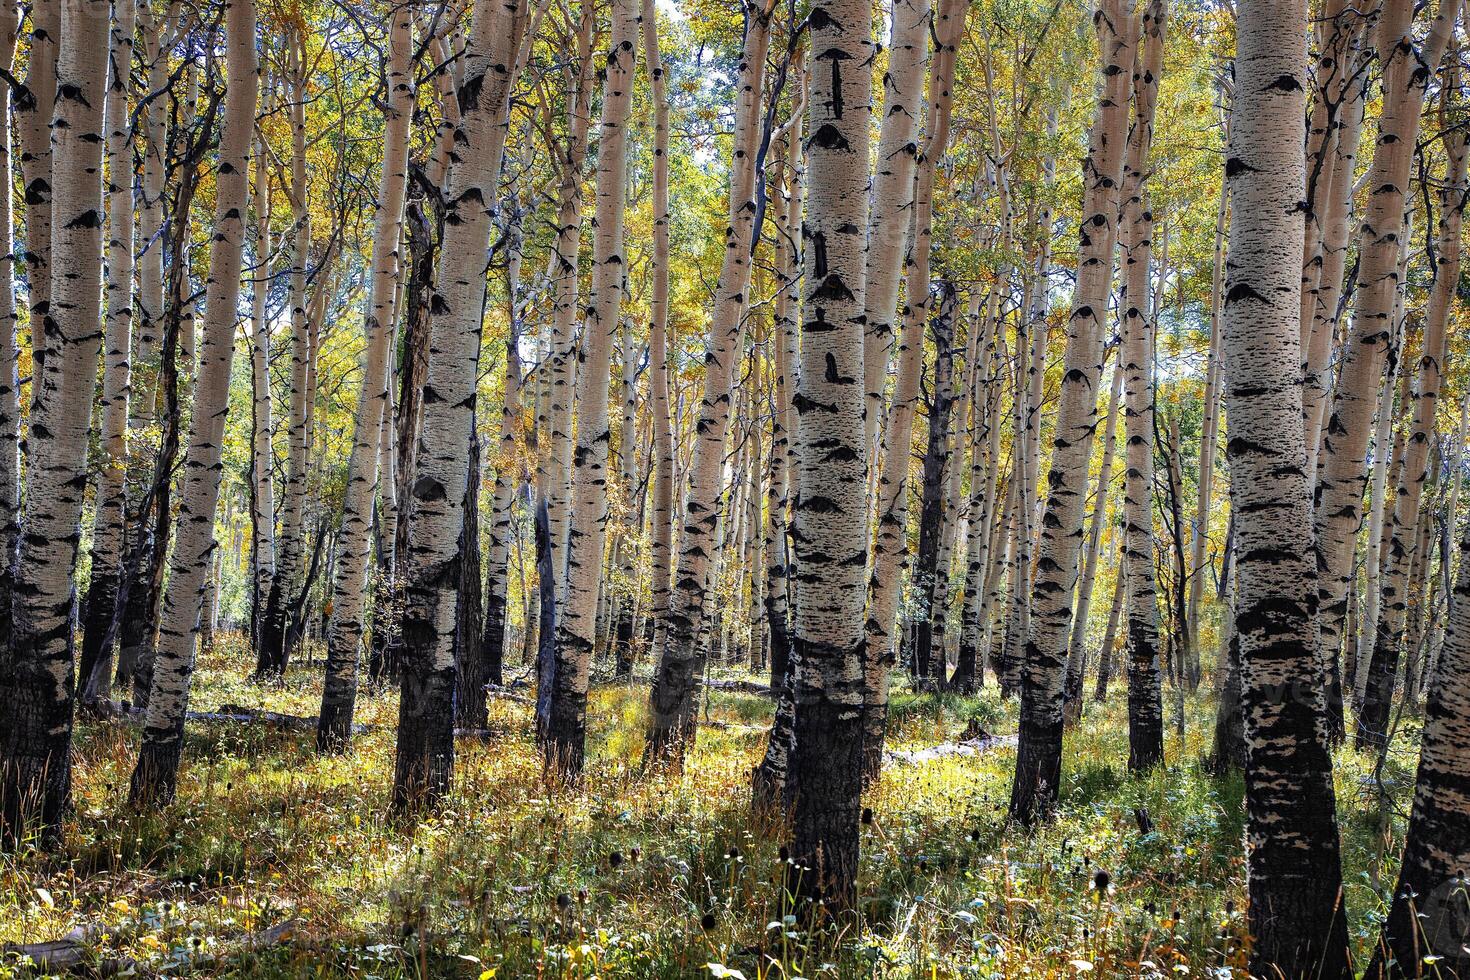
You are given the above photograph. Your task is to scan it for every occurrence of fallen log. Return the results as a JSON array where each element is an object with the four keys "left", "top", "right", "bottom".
[{"left": 883, "top": 732, "right": 1016, "bottom": 765}]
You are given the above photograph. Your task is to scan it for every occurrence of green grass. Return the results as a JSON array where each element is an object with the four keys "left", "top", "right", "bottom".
[{"left": 0, "top": 632, "right": 1422, "bottom": 978}]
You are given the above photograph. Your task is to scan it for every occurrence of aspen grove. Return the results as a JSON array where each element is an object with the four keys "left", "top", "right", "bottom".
[{"left": 7, "top": 0, "right": 1470, "bottom": 976}]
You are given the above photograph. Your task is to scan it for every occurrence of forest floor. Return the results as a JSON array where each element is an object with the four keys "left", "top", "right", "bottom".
[{"left": 0, "top": 632, "right": 1425, "bottom": 978}]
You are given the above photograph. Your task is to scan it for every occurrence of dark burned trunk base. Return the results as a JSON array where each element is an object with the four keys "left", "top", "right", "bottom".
[
  {"left": 454, "top": 436, "right": 486, "bottom": 732},
  {"left": 1, "top": 674, "right": 73, "bottom": 849},
  {"left": 1355, "top": 626, "right": 1400, "bottom": 754},
  {"left": 1126, "top": 618, "right": 1163, "bottom": 773},
  {"left": 76, "top": 568, "right": 122, "bottom": 703},
  {"left": 391, "top": 664, "right": 457, "bottom": 815},
  {"left": 786, "top": 636, "right": 863, "bottom": 913},
  {"left": 482, "top": 591, "right": 507, "bottom": 689},
  {"left": 129, "top": 736, "right": 183, "bottom": 808}
]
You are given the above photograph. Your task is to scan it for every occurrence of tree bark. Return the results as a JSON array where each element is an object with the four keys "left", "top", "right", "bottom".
[
  {"left": 1358, "top": 123, "right": 1468, "bottom": 751},
  {"left": 391, "top": 0, "right": 525, "bottom": 813},
  {"left": 785, "top": 0, "right": 871, "bottom": 912},
  {"left": 1009, "top": 0, "right": 1135, "bottom": 825},
  {"left": 129, "top": 0, "right": 257, "bottom": 806},
  {"left": 1225, "top": 2, "right": 1351, "bottom": 974},
  {"left": 645, "top": 5, "right": 771, "bottom": 762},
  {"left": 546, "top": 0, "right": 637, "bottom": 778},
  {"left": 1, "top": 0, "right": 110, "bottom": 846},
  {"left": 316, "top": 2, "right": 412, "bottom": 753}
]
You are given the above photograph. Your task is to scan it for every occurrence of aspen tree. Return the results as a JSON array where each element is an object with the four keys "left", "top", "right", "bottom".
[
  {"left": 0, "top": 0, "right": 110, "bottom": 845},
  {"left": 16, "top": 0, "right": 56, "bottom": 404},
  {"left": 259, "top": 32, "right": 315, "bottom": 677},
  {"left": 78, "top": 0, "right": 138, "bottom": 702},
  {"left": 0, "top": 0, "right": 20, "bottom": 625},
  {"left": 1185, "top": 115, "right": 1228, "bottom": 665},
  {"left": 316, "top": 0, "right": 413, "bottom": 753},
  {"left": 955, "top": 285, "right": 1006, "bottom": 694},
  {"left": 784, "top": 0, "right": 871, "bottom": 910},
  {"left": 861, "top": 0, "right": 931, "bottom": 476},
  {"left": 1063, "top": 363, "right": 1123, "bottom": 717},
  {"left": 612, "top": 316, "right": 641, "bottom": 675},
  {"left": 482, "top": 194, "right": 528, "bottom": 691},
  {"left": 753, "top": 95, "right": 803, "bottom": 806},
  {"left": 1224, "top": 0, "right": 1351, "bottom": 973},
  {"left": 862, "top": 0, "right": 965, "bottom": 779},
  {"left": 1314, "top": 0, "right": 1459, "bottom": 704},
  {"left": 1119, "top": 0, "right": 1164, "bottom": 773},
  {"left": 1358, "top": 119, "right": 1469, "bottom": 750},
  {"left": 645, "top": 1, "right": 773, "bottom": 761},
  {"left": 641, "top": 0, "right": 675, "bottom": 645},
  {"left": 1367, "top": 495, "right": 1470, "bottom": 976},
  {"left": 546, "top": 0, "right": 638, "bottom": 776},
  {"left": 249, "top": 131, "right": 274, "bottom": 650},
  {"left": 912, "top": 282, "right": 959, "bottom": 683},
  {"left": 536, "top": 3, "right": 596, "bottom": 598},
  {"left": 129, "top": 0, "right": 257, "bottom": 805},
  {"left": 1009, "top": 0, "right": 1136, "bottom": 825},
  {"left": 391, "top": 0, "right": 525, "bottom": 812}
]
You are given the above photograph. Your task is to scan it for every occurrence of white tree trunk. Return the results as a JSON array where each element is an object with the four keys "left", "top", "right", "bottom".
[
  {"left": 1, "top": 0, "right": 110, "bottom": 845},
  {"left": 645, "top": 5, "right": 772, "bottom": 760},
  {"left": 316, "top": 0, "right": 413, "bottom": 753},
  {"left": 128, "top": 0, "right": 257, "bottom": 806},
  {"left": 545, "top": 0, "right": 638, "bottom": 776},
  {"left": 862, "top": 0, "right": 966, "bottom": 777},
  {"left": 79, "top": 0, "right": 137, "bottom": 701},
  {"left": 785, "top": 0, "right": 872, "bottom": 910},
  {"left": 1009, "top": 0, "right": 1136, "bottom": 825},
  {"left": 391, "top": 0, "right": 525, "bottom": 812}
]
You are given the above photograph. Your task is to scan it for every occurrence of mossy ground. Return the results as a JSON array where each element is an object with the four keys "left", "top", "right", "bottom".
[{"left": 0, "top": 633, "right": 1422, "bottom": 977}]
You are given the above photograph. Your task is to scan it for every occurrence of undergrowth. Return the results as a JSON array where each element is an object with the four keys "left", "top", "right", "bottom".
[{"left": 0, "top": 632, "right": 1421, "bottom": 978}]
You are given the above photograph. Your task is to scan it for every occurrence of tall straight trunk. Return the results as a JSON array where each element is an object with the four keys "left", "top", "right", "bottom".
[
  {"left": 1314, "top": 0, "right": 1458, "bottom": 713},
  {"left": 1225, "top": 2, "right": 1351, "bottom": 974},
  {"left": 1356, "top": 320, "right": 1408, "bottom": 704},
  {"left": 248, "top": 133, "right": 274, "bottom": 654},
  {"left": 861, "top": 0, "right": 964, "bottom": 779},
  {"left": 1365, "top": 452, "right": 1470, "bottom": 980},
  {"left": 784, "top": 0, "right": 871, "bottom": 912},
  {"left": 0, "top": 0, "right": 21, "bottom": 648},
  {"left": 1401, "top": 502, "right": 1437, "bottom": 707},
  {"left": 482, "top": 201, "right": 527, "bottom": 692},
  {"left": 1185, "top": 134, "right": 1228, "bottom": 663},
  {"left": 16, "top": 0, "right": 56, "bottom": 408},
  {"left": 78, "top": 0, "right": 137, "bottom": 703},
  {"left": 535, "top": 4, "right": 596, "bottom": 600},
  {"left": 546, "top": 0, "right": 637, "bottom": 777},
  {"left": 911, "top": 282, "right": 959, "bottom": 684},
  {"left": 645, "top": 5, "right": 772, "bottom": 762},
  {"left": 1064, "top": 357, "right": 1124, "bottom": 716},
  {"left": 259, "top": 34, "right": 314, "bottom": 677},
  {"left": 316, "top": 2, "right": 412, "bottom": 753},
  {"left": 129, "top": 0, "right": 256, "bottom": 804},
  {"left": 641, "top": 0, "right": 675, "bottom": 650},
  {"left": 391, "top": 0, "right": 524, "bottom": 813},
  {"left": 955, "top": 286, "right": 1006, "bottom": 694},
  {"left": 861, "top": 0, "right": 931, "bottom": 477},
  {"left": 612, "top": 317, "right": 641, "bottom": 676},
  {"left": 1119, "top": 0, "right": 1165, "bottom": 773},
  {"left": 0, "top": 0, "right": 109, "bottom": 846},
  {"left": 1093, "top": 551, "right": 1125, "bottom": 702},
  {"left": 1009, "top": 0, "right": 1135, "bottom": 826},
  {"left": 132, "top": 0, "right": 171, "bottom": 425},
  {"left": 753, "top": 100, "right": 803, "bottom": 806},
  {"left": 1358, "top": 126, "right": 1468, "bottom": 751},
  {"left": 1303, "top": 31, "right": 1369, "bottom": 482}
]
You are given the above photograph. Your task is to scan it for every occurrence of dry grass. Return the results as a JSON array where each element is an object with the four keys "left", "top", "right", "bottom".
[{"left": 0, "top": 631, "right": 1420, "bottom": 977}]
